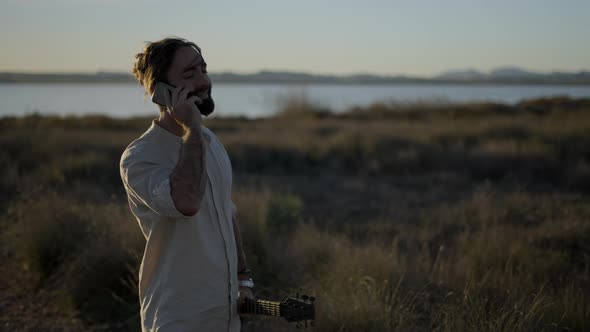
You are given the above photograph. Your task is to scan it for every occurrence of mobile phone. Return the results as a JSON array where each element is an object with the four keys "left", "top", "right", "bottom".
[{"left": 151, "top": 81, "right": 215, "bottom": 116}]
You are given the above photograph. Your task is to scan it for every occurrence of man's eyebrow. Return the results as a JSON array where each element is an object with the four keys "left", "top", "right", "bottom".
[{"left": 182, "top": 57, "right": 205, "bottom": 73}]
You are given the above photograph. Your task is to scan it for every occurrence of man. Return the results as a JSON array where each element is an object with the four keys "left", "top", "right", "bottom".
[{"left": 120, "top": 37, "right": 253, "bottom": 332}]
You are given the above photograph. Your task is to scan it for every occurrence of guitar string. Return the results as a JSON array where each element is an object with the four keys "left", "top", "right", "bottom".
[
  {"left": 247, "top": 299, "right": 281, "bottom": 317},
  {"left": 245, "top": 299, "right": 286, "bottom": 317}
]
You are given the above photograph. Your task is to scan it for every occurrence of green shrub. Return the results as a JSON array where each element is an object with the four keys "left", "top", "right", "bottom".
[
  {"left": 60, "top": 241, "right": 139, "bottom": 325},
  {"left": 233, "top": 189, "right": 272, "bottom": 278},
  {"left": 5, "top": 194, "right": 143, "bottom": 328},
  {"left": 266, "top": 193, "right": 303, "bottom": 236},
  {"left": 9, "top": 195, "right": 92, "bottom": 281}
]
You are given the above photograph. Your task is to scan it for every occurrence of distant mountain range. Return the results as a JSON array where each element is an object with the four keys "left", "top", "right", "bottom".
[
  {"left": 1, "top": 67, "right": 589, "bottom": 84},
  {"left": 435, "top": 66, "right": 590, "bottom": 83}
]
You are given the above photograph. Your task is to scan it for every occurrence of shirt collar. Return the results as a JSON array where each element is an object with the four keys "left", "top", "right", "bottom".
[{"left": 148, "top": 119, "right": 182, "bottom": 145}]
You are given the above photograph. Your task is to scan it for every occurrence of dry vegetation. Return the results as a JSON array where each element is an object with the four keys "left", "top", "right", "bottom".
[{"left": 1, "top": 96, "right": 589, "bottom": 331}]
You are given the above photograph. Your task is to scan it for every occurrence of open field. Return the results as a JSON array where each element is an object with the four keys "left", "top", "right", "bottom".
[{"left": 1, "top": 96, "right": 589, "bottom": 331}]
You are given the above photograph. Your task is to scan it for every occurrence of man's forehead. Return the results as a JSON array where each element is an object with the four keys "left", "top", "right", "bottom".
[{"left": 174, "top": 46, "right": 204, "bottom": 67}]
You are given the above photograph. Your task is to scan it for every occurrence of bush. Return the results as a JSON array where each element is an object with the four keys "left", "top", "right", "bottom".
[
  {"left": 5, "top": 194, "right": 143, "bottom": 328},
  {"left": 60, "top": 241, "right": 139, "bottom": 326},
  {"left": 8, "top": 195, "right": 92, "bottom": 281},
  {"left": 266, "top": 193, "right": 303, "bottom": 236}
]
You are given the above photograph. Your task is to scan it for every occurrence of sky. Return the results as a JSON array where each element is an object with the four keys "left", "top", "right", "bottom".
[{"left": 1, "top": 0, "right": 589, "bottom": 77}]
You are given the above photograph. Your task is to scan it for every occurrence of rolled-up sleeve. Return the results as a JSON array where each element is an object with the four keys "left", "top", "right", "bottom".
[{"left": 120, "top": 147, "right": 191, "bottom": 219}]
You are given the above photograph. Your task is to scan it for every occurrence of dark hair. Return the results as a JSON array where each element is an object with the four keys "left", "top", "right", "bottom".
[{"left": 132, "top": 37, "right": 201, "bottom": 95}]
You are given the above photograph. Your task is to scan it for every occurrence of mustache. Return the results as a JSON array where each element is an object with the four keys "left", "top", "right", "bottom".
[
  {"left": 189, "top": 87, "right": 215, "bottom": 116},
  {"left": 188, "top": 87, "right": 212, "bottom": 99}
]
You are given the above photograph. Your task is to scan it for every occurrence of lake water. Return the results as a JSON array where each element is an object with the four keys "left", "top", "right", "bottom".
[{"left": 1, "top": 83, "right": 590, "bottom": 118}]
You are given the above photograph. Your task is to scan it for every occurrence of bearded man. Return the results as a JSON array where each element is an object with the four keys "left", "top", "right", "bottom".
[{"left": 120, "top": 37, "right": 253, "bottom": 332}]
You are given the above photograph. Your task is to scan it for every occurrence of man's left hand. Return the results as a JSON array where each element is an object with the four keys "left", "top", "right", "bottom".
[{"left": 238, "top": 286, "right": 255, "bottom": 317}]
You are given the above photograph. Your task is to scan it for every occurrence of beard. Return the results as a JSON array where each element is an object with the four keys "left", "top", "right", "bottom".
[{"left": 190, "top": 87, "right": 215, "bottom": 116}]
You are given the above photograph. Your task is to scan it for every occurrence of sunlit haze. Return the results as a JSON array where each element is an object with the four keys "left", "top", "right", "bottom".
[{"left": 1, "top": 0, "right": 589, "bottom": 76}]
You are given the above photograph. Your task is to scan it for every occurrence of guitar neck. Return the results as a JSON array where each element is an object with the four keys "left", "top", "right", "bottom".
[{"left": 241, "top": 298, "right": 282, "bottom": 317}]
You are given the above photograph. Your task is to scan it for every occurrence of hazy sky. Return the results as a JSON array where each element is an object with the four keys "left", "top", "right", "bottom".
[{"left": 1, "top": 0, "right": 588, "bottom": 76}]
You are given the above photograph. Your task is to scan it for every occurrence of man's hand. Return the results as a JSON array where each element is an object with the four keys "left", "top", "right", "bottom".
[
  {"left": 167, "top": 85, "right": 203, "bottom": 129},
  {"left": 238, "top": 286, "right": 255, "bottom": 318}
]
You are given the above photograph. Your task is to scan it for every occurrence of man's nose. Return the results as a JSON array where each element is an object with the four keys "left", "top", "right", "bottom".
[{"left": 191, "top": 75, "right": 211, "bottom": 92}]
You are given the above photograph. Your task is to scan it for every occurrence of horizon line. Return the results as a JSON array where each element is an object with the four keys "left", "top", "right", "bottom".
[{"left": 1, "top": 67, "right": 590, "bottom": 78}]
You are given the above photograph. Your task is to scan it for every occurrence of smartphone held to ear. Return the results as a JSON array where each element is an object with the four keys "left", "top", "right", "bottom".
[
  {"left": 151, "top": 82, "right": 215, "bottom": 116},
  {"left": 151, "top": 82, "right": 176, "bottom": 108}
]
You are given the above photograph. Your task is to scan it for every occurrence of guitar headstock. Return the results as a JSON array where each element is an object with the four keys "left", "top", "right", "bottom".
[{"left": 280, "top": 293, "right": 316, "bottom": 327}]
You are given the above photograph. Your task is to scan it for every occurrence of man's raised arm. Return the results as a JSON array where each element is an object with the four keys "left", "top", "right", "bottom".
[
  {"left": 170, "top": 123, "right": 208, "bottom": 216},
  {"left": 167, "top": 87, "right": 209, "bottom": 216}
]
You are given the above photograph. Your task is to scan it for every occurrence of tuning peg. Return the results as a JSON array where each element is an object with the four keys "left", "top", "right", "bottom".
[
  {"left": 310, "top": 296, "right": 315, "bottom": 302},
  {"left": 302, "top": 295, "right": 309, "bottom": 301}
]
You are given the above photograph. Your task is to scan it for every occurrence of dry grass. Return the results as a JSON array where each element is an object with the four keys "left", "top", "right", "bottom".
[{"left": 1, "top": 96, "right": 589, "bottom": 331}]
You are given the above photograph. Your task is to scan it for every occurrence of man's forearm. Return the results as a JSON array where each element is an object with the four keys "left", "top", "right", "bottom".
[{"left": 170, "top": 125, "right": 208, "bottom": 216}]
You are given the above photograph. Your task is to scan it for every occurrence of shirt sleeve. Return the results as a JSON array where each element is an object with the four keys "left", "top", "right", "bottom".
[{"left": 120, "top": 149, "right": 192, "bottom": 219}]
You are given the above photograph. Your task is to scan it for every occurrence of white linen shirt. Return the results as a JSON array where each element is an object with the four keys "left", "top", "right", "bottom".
[{"left": 120, "top": 120, "right": 240, "bottom": 332}]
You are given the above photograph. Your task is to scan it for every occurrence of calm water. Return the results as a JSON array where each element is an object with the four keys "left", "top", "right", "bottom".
[{"left": 1, "top": 83, "right": 590, "bottom": 118}]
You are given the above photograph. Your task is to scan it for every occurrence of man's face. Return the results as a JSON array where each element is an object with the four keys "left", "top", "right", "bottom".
[{"left": 165, "top": 45, "right": 215, "bottom": 116}]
